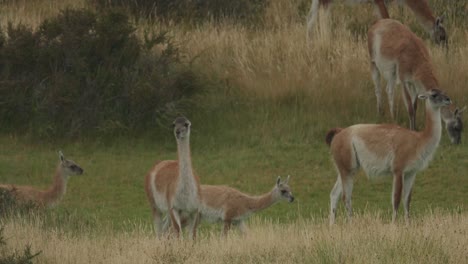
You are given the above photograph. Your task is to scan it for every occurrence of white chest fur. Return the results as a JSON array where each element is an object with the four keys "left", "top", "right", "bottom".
[{"left": 173, "top": 152, "right": 199, "bottom": 212}]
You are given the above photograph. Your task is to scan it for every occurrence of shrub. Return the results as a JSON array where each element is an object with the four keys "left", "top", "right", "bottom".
[
  {"left": 0, "top": 189, "right": 18, "bottom": 217},
  {"left": 0, "top": 227, "right": 41, "bottom": 264},
  {"left": 0, "top": 8, "right": 200, "bottom": 138},
  {"left": 0, "top": 189, "right": 38, "bottom": 218}
]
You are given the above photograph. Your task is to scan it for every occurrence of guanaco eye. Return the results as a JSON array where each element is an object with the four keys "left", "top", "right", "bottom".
[
  {"left": 281, "top": 190, "right": 287, "bottom": 194},
  {"left": 70, "top": 165, "right": 77, "bottom": 169},
  {"left": 184, "top": 123, "right": 189, "bottom": 127}
]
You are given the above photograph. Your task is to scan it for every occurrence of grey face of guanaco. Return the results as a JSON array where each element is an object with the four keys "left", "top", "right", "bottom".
[
  {"left": 173, "top": 117, "right": 191, "bottom": 140},
  {"left": 433, "top": 16, "right": 448, "bottom": 48},
  {"left": 446, "top": 108, "right": 464, "bottom": 145},
  {"left": 276, "top": 176, "right": 294, "bottom": 203},
  {"left": 420, "top": 89, "right": 451, "bottom": 108},
  {"left": 59, "top": 151, "right": 84, "bottom": 176}
]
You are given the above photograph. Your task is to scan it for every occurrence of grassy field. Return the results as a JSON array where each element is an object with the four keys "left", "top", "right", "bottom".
[
  {"left": 2, "top": 212, "right": 468, "bottom": 263},
  {"left": 1, "top": 0, "right": 468, "bottom": 262}
]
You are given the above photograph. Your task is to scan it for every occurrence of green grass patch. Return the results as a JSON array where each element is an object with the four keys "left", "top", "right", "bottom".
[{"left": 0, "top": 93, "right": 467, "bottom": 232}]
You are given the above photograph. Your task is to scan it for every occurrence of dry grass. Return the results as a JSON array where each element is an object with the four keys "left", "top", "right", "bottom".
[
  {"left": 172, "top": 0, "right": 467, "bottom": 106},
  {"left": 2, "top": 212, "right": 467, "bottom": 264},
  {"left": 0, "top": 0, "right": 86, "bottom": 29},
  {"left": 2, "top": 0, "right": 466, "bottom": 109},
  {"left": 140, "top": 0, "right": 468, "bottom": 136}
]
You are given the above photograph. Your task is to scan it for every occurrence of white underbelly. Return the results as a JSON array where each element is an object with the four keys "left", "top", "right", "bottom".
[
  {"left": 199, "top": 206, "right": 225, "bottom": 223},
  {"left": 173, "top": 192, "right": 199, "bottom": 212},
  {"left": 353, "top": 138, "right": 394, "bottom": 178}
]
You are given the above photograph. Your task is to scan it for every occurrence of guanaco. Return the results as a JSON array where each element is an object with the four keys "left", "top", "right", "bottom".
[
  {"left": 144, "top": 117, "right": 201, "bottom": 239},
  {"left": 441, "top": 106, "right": 465, "bottom": 145},
  {"left": 0, "top": 151, "right": 83, "bottom": 208},
  {"left": 164, "top": 176, "right": 294, "bottom": 235},
  {"left": 307, "top": 0, "right": 447, "bottom": 46},
  {"left": 326, "top": 89, "right": 451, "bottom": 225},
  {"left": 368, "top": 19, "right": 459, "bottom": 139}
]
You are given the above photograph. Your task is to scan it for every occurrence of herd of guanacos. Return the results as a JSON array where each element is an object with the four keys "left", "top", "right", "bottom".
[{"left": 0, "top": 0, "right": 465, "bottom": 239}]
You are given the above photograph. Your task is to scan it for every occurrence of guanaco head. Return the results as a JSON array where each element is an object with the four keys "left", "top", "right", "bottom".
[
  {"left": 274, "top": 176, "right": 294, "bottom": 203},
  {"left": 59, "top": 151, "right": 84, "bottom": 176},
  {"left": 441, "top": 106, "right": 465, "bottom": 145},
  {"left": 173, "top": 117, "right": 191, "bottom": 141},
  {"left": 418, "top": 89, "right": 451, "bottom": 109},
  {"left": 433, "top": 16, "right": 448, "bottom": 48}
]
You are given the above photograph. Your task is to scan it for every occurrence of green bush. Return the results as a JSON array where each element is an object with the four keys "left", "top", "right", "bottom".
[
  {"left": 0, "top": 189, "right": 18, "bottom": 217},
  {"left": 0, "top": 8, "right": 200, "bottom": 138},
  {"left": 90, "top": 0, "right": 268, "bottom": 24},
  {"left": 0, "top": 189, "right": 38, "bottom": 217}
]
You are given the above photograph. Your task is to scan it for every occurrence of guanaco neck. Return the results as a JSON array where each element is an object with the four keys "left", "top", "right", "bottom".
[
  {"left": 247, "top": 190, "right": 278, "bottom": 213},
  {"left": 176, "top": 137, "right": 198, "bottom": 191},
  {"left": 405, "top": 0, "right": 436, "bottom": 34},
  {"left": 43, "top": 165, "right": 68, "bottom": 207},
  {"left": 421, "top": 102, "right": 442, "bottom": 148},
  {"left": 415, "top": 65, "right": 439, "bottom": 93}
]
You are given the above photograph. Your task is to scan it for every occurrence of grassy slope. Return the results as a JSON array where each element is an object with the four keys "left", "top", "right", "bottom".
[{"left": 1, "top": 99, "right": 467, "bottom": 231}]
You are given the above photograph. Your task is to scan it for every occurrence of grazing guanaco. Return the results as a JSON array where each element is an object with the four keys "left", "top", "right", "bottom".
[
  {"left": 326, "top": 89, "right": 451, "bottom": 225},
  {"left": 441, "top": 106, "right": 465, "bottom": 145},
  {"left": 368, "top": 19, "right": 457, "bottom": 135},
  {"left": 164, "top": 176, "right": 294, "bottom": 235},
  {"left": 307, "top": 0, "right": 447, "bottom": 46},
  {"left": 0, "top": 151, "right": 83, "bottom": 208},
  {"left": 144, "top": 117, "right": 201, "bottom": 239}
]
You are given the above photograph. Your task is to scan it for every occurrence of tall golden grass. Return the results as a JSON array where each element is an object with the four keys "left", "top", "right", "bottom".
[
  {"left": 177, "top": 1, "right": 468, "bottom": 102},
  {"left": 2, "top": 211, "right": 467, "bottom": 263},
  {"left": 163, "top": 0, "right": 468, "bottom": 131},
  {"left": 0, "top": 0, "right": 85, "bottom": 28},
  {"left": 2, "top": 0, "right": 466, "bottom": 109}
]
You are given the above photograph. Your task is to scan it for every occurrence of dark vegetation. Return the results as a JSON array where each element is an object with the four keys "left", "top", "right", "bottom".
[
  {"left": 0, "top": 189, "right": 38, "bottom": 218},
  {"left": 0, "top": 189, "right": 41, "bottom": 264},
  {"left": 0, "top": 227, "right": 41, "bottom": 264},
  {"left": 0, "top": 8, "right": 200, "bottom": 138},
  {"left": 0, "top": 189, "right": 18, "bottom": 217}
]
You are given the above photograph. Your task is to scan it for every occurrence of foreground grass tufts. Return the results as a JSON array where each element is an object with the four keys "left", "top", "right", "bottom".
[
  {"left": 0, "top": 227, "right": 41, "bottom": 264},
  {"left": 1, "top": 212, "right": 467, "bottom": 264}
]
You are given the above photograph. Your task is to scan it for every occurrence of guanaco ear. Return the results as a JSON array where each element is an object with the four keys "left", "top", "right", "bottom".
[
  {"left": 59, "top": 151, "right": 65, "bottom": 163},
  {"left": 285, "top": 175, "right": 290, "bottom": 184},
  {"left": 435, "top": 15, "right": 444, "bottom": 26},
  {"left": 418, "top": 94, "right": 428, "bottom": 100},
  {"left": 276, "top": 176, "right": 281, "bottom": 186},
  {"left": 457, "top": 106, "right": 467, "bottom": 116}
]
